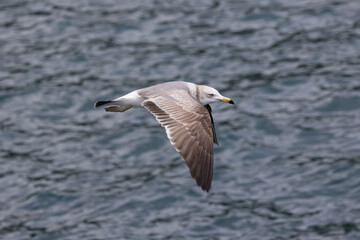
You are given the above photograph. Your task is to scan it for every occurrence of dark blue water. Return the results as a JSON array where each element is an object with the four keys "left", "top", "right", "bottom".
[{"left": 1, "top": 0, "right": 360, "bottom": 239}]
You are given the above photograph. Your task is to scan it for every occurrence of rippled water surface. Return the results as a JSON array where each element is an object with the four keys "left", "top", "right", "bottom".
[{"left": 1, "top": 0, "right": 360, "bottom": 239}]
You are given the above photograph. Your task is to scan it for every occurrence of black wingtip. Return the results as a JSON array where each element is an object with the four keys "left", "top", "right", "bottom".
[
  {"left": 229, "top": 100, "right": 235, "bottom": 104},
  {"left": 94, "top": 100, "right": 113, "bottom": 108},
  {"left": 201, "top": 183, "right": 211, "bottom": 193}
]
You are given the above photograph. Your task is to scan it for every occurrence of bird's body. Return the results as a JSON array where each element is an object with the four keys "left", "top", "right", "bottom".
[{"left": 94, "top": 81, "right": 234, "bottom": 192}]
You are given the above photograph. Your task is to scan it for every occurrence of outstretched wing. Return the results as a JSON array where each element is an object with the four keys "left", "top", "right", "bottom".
[
  {"left": 142, "top": 91, "right": 215, "bottom": 192},
  {"left": 204, "top": 104, "right": 218, "bottom": 145}
]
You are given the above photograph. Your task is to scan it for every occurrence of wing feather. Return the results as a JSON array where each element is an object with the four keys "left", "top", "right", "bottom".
[{"left": 142, "top": 92, "right": 214, "bottom": 192}]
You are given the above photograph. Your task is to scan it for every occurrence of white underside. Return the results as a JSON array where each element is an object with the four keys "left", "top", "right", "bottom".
[{"left": 113, "top": 90, "right": 144, "bottom": 107}]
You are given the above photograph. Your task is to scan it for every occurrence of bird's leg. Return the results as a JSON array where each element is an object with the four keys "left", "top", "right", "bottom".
[{"left": 105, "top": 106, "right": 132, "bottom": 112}]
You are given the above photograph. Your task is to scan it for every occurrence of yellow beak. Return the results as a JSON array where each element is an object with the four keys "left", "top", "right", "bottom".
[{"left": 218, "top": 96, "right": 234, "bottom": 104}]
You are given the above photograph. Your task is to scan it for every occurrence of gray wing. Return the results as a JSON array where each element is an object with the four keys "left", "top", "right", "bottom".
[{"left": 142, "top": 92, "right": 214, "bottom": 192}]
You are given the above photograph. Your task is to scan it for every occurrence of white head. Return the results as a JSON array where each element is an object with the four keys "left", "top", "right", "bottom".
[{"left": 197, "top": 85, "right": 234, "bottom": 105}]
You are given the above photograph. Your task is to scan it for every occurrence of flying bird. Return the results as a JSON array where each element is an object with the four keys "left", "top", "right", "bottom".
[{"left": 94, "top": 81, "right": 234, "bottom": 192}]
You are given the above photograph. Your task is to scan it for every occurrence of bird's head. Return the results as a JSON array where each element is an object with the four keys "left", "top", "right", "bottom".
[{"left": 198, "top": 85, "right": 235, "bottom": 105}]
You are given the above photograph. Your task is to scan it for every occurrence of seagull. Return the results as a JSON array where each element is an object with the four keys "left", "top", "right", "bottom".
[{"left": 94, "top": 81, "right": 234, "bottom": 192}]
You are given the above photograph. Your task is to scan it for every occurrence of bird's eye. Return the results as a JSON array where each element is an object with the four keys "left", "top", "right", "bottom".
[{"left": 207, "top": 94, "right": 214, "bottom": 97}]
